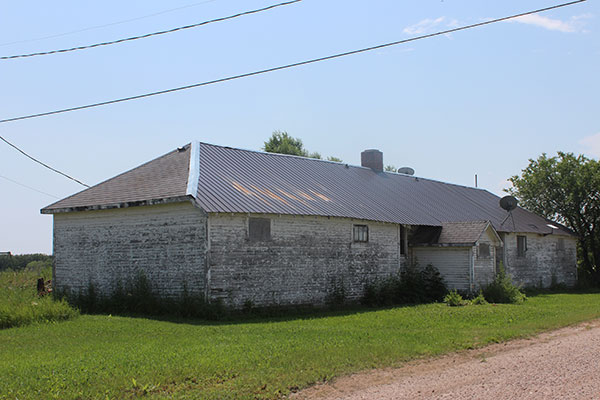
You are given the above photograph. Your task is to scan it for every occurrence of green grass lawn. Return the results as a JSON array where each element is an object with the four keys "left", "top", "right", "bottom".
[{"left": 2, "top": 292, "right": 600, "bottom": 399}]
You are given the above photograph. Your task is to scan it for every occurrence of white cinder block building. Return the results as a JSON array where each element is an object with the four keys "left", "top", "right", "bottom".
[{"left": 42, "top": 142, "right": 577, "bottom": 307}]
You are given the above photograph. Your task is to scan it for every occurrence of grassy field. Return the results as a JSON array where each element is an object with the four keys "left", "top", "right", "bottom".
[
  {"left": 0, "top": 267, "right": 77, "bottom": 329},
  {"left": 1, "top": 292, "right": 600, "bottom": 399}
]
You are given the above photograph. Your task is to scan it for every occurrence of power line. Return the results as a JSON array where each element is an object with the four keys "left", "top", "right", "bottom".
[
  {"left": 0, "top": 135, "right": 90, "bottom": 187},
  {"left": 1, "top": 0, "right": 302, "bottom": 60},
  {"left": 0, "top": 174, "right": 60, "bottom": 199},
  {"left": 0, "top": 0, "right": 223, "bottom": 48},
  {"left": 0, "top": 0, "right": 585, "bottom": 125},
  {"left": 0, "top": 0, "right": 586, "bottom": 188}
]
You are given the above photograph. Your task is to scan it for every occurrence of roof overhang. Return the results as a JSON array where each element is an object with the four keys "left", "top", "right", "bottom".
[
  {"left": 410, "top": 242, "right": 475, "bottom": 248},
  {"left": 41, "top": 195, "right": 193, "bottom": 214}
]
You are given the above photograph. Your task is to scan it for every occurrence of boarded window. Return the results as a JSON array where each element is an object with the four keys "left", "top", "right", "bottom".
[
  {"left": 557, "top": 238, "right": 565, "bottom": 251},
  {"left": 353, "top": 225, "right": 369, "bottom": 242},
  {"left": 249, "top": 217, "right": 271, "bottom": 241},
  {"left": 478, "top": 243, "right": 490, "bottom": 259},
  {"left": 517, "top": 235, "right": 527, "bottom": 257}
]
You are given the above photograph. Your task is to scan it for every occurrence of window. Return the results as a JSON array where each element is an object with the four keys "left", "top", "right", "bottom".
[
  {"left": 478, "top": 243, "right": 490, "bottom": 259},
  {"left": 249, "top": 217, "right": 271, "bottom": 241},
  {"left": 517, "top": 235, "right": 527, "bottom": 257},
  {"left": 353, "top": 225, "right": 369, "bottom": 242},
  {"left": 400, "top": 225, "right": 406, "bottom": 255},
  {"left": 557, "top": 238, "right": 565, "bottom": 251}
]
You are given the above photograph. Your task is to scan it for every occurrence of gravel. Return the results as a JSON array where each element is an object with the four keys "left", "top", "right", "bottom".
[{"left": 293, "top": 320, "right": 600, "bottom": 400}]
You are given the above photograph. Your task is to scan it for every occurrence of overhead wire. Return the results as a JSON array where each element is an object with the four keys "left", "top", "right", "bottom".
[
  {"left": 0, "top": 174, "right": 60, "bottom": 199},
  {"left": 0, "top": 0, "right": 586, "bottom": 126},
  {"left": 0, "top": 135, "right": 90, "bottom": 187},
  {"left": 0, "top": 0, "right": 586, "bottom": 189},
  {"left": 0, "top": 0, "right": 223, "bottom": 47},
  {"left": 0, "top": 0, "right": 302, "bottom": 60}
]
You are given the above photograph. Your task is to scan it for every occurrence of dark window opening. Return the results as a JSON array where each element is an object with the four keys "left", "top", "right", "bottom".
[
  {"left": 517, "top": 235, "right": 527, "bottom": 257},
  {"left": 400, "top": 225, "right": 406, "bottom": 255},
  {"left": 353, "top": 225, "right": 369, "bottom": 242},
  {"left": 478, "top": 243, "right": 490, "bottom": 259},
  {"left": 249, "top": 217, "right": 271, "bottom": 242}
]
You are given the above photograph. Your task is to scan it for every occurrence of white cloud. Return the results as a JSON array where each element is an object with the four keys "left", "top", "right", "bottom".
[
  {"left": 446, "top": 19, "right": 460, "bottom": 29},
  {"left": 512, "top": 13, "right": 592, "bottom": 33},
  {"left": 403, "top": 17, "right": 446, "bottom": 35},
  {"left": 579, "top": 132, "right": 600, "bottom": 158}
]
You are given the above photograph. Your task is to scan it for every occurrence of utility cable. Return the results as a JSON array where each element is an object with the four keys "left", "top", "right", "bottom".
[
  {"left": 1, "top": 0, "right": 301, "bottom": 60},
  {"left": 0, "top": 0, "right": 223, "bottom": 47},
  {"left": 0, "top": 0, "right": 586, "bottom": 188},
  {"left": 0, "top": 174, "right": 60, "bottom": 199},
  {"left": 0, "top": 135, "right": 90, "bottom": 187},
  {"left": 0, "top": 0, "right": 586, "bottom": 125}
]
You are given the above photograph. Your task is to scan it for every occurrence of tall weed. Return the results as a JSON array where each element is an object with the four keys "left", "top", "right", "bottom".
[{"left": 0, "top": 267, "right": 78, "bottom": 329}]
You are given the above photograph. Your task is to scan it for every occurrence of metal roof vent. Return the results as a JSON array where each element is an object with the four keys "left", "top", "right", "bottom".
[
  {"left": 361, "top": 149, "right": 383, "bottom": 172},
  {"left": 397, "top": 167, "right": 415, "bottom": 175}
]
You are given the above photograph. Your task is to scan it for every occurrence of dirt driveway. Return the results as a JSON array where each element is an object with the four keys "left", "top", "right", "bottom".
[{"left": 293, "top": 320, "right": 600, "bottom": 400}]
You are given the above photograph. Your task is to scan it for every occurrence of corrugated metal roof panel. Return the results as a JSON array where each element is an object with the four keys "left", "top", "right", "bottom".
[{"left": 42, "top": 142, "right": 574, "bottom": 237}]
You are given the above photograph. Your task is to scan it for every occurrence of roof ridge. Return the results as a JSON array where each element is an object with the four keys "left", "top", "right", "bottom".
[
  {"left": 442, "top": 220, "right": 489, "bottom": 224},
  {"left": 198, "top": 141, "right": 349, "bottom": 166},
  {"left": 198, "top": 141, "right": 487, "bottom": 191}
]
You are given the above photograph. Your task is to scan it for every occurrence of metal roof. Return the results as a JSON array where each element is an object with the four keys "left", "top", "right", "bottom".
[{"left": 42, "top": 142, "right": 574, "bottom": 236}]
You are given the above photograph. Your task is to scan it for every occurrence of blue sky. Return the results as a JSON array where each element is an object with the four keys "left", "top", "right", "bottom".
[{"left": 1, "top": 0, "right": 598, "bottom": 254}]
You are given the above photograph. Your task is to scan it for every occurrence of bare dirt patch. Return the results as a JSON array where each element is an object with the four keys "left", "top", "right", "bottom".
[{"left": 293, "top": 320, "right": 600, "bottom": 400}]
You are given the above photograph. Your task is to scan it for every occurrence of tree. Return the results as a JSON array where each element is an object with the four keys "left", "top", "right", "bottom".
[
  {"left": 327, "top": 156, "right": 343, "bottom": 163},
  {"left": 507, "top": 152, "right": 600, "bottom": 285},
  {"left": 263, "top": 131, "right": 340, "bottom": 161},
  {"left": 263, "top": 131, "right": 307, "bottom": 157}
]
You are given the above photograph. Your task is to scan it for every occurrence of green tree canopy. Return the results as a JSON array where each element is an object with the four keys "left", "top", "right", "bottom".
[
  {"left": 263, "top": 131, "right": 341, "bottom": 161},
  {"left": 263, "top": 131, "right": 307, "bottom": 157},
  {"left": 507, "top": 152, "right": 600, "bottom": 284}
]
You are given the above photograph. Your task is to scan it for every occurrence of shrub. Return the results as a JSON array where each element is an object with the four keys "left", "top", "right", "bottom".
[
  {"left": 325, "top": 277, "right": 347, "bottom": 306},
  {"left": 443, "top": 290, "right": 466, "bottom": 306},
  {"left": 471, "top": 290, "right": 488, "bottom": 305},
  {"left": 362, "top": 263, "right": 447, "bottom": 306},
  {"left": 420, "top": 264, "right": 447, "bottom": 302},
  {"left": 482, "top": 264, "right": 526, "bottom": 304}
]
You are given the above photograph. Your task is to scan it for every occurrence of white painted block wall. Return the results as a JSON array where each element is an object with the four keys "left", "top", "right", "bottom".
[{"left": 53, "top": 202, "right": 208, "bottom": 297}]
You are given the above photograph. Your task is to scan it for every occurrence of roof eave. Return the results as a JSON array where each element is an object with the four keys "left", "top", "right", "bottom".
[
  {"left": 40, "top": 195, "right": 193, "bottom": 214},
  {"left": 409, "top": 242, "right": 476, "bottom": 248}
]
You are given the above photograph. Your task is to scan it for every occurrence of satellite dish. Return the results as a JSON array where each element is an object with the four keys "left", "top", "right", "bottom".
[
  {"left": 499, "top": 196, "right": 518, "bottom": 212},
  {"left": 397, "top": 167, "right": 415, "bottom": 175}
]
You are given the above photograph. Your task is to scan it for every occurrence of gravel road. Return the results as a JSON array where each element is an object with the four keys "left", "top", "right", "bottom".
[{"left": 294, "top": 320, "right": 600, "bottom": 400}]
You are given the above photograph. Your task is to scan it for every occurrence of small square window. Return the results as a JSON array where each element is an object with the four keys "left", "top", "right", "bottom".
[
  {"left": 517, "top": 235, "right": 527, "bottom": 257},
  {"left": 557, "top": 238, "right": 565, "bottom": 251},
  {"left": 353, "top": 225, "right": 369, "bottom": 242},
  {"left": 249, "top": 217, "right": 271, "bottom": 242},
  {"left": 478, "top": 243, "right": 490, "bottom": 259}
]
